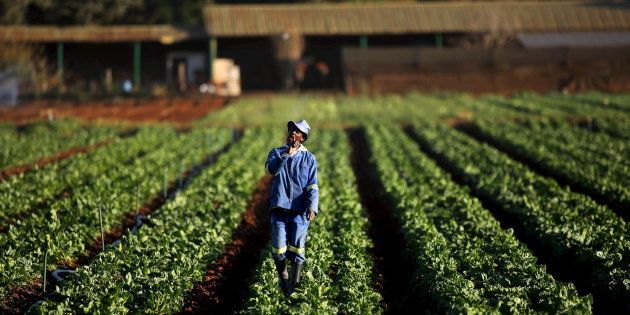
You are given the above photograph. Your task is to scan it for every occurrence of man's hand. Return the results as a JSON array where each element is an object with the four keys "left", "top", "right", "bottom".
[
  {"left": 308, "top": 209, "right": 316, "bottom": 221},
  {"left": 286, "top": 144, "right": 299, "bottom": 155}
]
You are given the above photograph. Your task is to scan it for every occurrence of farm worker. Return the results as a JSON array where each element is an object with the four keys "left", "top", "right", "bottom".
[{"left": 265, "top": 119, "right": 319, "bottom": 296}]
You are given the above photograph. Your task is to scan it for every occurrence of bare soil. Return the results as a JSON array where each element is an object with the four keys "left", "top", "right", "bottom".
[
  {"left": 346, "top": 128, "right": 419, "bottom": 314},
  {"left": 0, "top": 97, "right": 226, "bottom": 125},
  {"left": 180, "top": 175, "right": 272, "bottom": 314}
]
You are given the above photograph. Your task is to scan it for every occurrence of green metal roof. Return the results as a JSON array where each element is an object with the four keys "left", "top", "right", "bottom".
[{"left": 203, "top": 1, "right": 630, "bottom": 36}]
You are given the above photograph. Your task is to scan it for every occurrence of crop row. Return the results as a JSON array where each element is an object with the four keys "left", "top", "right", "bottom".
[
  {"left": 0, "top": 127, "right": 232, "bottom": 300},
  {"left": 515, "top": 93, "right": 630, "bottom": 139},
  {"left": 35, "top": 128, "right": 272, "bottom": 313},
  {"left": 471, "top": 119, "right": 629, "bottom": 216},
  {"left": 412, "top": 124, "right": 629, "bottom": 309},
  {"left": 242, "top": 129, "right": 381, "bottom": 314},
  {"left": 0, "top": 119, "right": 120, "bottom": 169},
  {"left": 574, "top": 91, "right": 630, "bottom": 112},
  {"left": 365, "top": 124, "right": 590, "bottom": 313},
  {"left": 0, "top": 126, "right": 177, "bottom": 228}
]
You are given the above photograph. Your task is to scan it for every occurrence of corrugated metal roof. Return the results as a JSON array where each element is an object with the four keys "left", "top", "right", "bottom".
[
  {"left": 518, "top": 31, "right": 630, "bottom": 48},
  {"left": 203, "top": 1, "right": 630, "bottom": 36},
  {"left": 0, "top": 25, "right": 207, "bottom": 43}
]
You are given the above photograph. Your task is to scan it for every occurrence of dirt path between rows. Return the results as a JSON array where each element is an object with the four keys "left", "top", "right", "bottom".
[
  {"left": 346, "top": 128, "right": 419, "bottom": 314},
  {"left": 0, "top": 132, "right": 240, "bottom": 314},
  {"left": 180, "top": 175, "right": 271, "bottom": 314}
]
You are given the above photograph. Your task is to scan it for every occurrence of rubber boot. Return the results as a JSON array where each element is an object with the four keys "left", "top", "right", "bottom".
[
  {"left": 273, "top": 258, "right": 291, "bottom": 296},
  {"left": 288, "top": 262, "right": 303, "bottom": 295}
]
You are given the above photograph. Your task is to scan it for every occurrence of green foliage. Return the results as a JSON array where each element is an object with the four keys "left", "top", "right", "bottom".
[
  {"left": 365, "top": 124, "right": 591, "bottom": 313},
  {"left": 0, "top": 119, "right": 119, "bottom": 169},
  {"left": 0, "top": 126, "right": 232, "bottom": 300},
  {"left": 33, "top": 128, "right": 271, "bottom": 313},
  {"left": 0, "top": 92, "right": 628, "bottom": 312},
  {"left": 198, "top": 93, "right": 464, "bottom": 128},
  {"left": 1, "top": 0, "right": 209, "bottom": 25},
  {"left": 0, "top": 125, "right": 169, "bottom": 229},
  {"left": 472, "top": 118, "right": 629, "bottom": 215},
  {"left": 413, "top": 123, "right": 629, "bottom": 307}
]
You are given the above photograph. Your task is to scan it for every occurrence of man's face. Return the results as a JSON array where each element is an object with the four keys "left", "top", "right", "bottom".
[{"left": 287, "top": 125, "right": 304, "bottom": 146}]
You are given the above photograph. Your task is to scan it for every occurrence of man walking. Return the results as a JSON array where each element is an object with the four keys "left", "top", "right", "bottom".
[{"left": 265, "top": 119, "right": 319, "bottom": 296}]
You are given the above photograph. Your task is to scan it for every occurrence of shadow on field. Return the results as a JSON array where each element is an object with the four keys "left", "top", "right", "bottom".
[{"left": 346, "top": 128, "right": 421, "bottom": 314}]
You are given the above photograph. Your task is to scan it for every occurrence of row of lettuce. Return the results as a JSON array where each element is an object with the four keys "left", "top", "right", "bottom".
[
  {"left": 365, "top": 125, "right": 592, "bottom": 313},
  {"left": 411, "top": 123, "right": 629, "bottom": 310},
  {"left": 33, "top": 128, "right": 265, "bottom": 313},
  {"left": 0, "top": 126, "right": 233, "bottom": 302},
  {"left": 469, "top": 119, "right": 628, "bottom": 217},
  {"left": 0, "top": 119, "right": 120, "bottom": 170}
]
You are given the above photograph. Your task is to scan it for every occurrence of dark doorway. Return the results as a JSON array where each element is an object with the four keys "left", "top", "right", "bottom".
[
  {"left": 217, "top": 37, "right": 278, "bottom": 91},
  {"left": 299, "top": 36, "right": 357, "bottom": 91}
]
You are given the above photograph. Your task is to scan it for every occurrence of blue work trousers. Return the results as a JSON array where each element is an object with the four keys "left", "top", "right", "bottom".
[{"left": 271, "top": 209, "right": 310, "bottom": 263}]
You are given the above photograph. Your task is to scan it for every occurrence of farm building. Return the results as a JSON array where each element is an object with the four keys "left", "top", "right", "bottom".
[
  {"left": 1, "top": 1, "right": 630, "bottom": 97},
  {"left": 203, "top": 1, "right": 630, "bottom": 94},
  {"left": 0, "top": 25, "right": 211, "bottom": 97}
]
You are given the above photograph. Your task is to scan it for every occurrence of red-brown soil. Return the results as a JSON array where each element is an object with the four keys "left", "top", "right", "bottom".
[
  {"left": 0, "top": 279, "right": 52, "bottom": 315},
  {"left": 180, "top": 175, "right": 272, "bottom": 314},
  {"left": 0, "top": 97, "right": 226, "bottom": 125}
]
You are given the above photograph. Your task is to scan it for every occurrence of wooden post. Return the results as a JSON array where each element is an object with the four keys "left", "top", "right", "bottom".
[
  {"left": 359, "top": 35, "right": 368, "bottom": 49},
  {"left": 209, "top": 37, "right": 217, "bottom": 82},
  {"left": 435, "top": 33, "right": 444, "bottom": 48},
  {"left": 105, "top": 68, "right": 113, "bottom": 93},
  {"left": 134, "top": 41, "right": 141, "bottom": 91},
  {"left": 57, "top": 42, "right": 64, "bottom": 94}
]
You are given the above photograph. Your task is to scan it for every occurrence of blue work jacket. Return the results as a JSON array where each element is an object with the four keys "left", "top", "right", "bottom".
[{"left": 265, "top": 144, "right": 319, "bottom": 215}]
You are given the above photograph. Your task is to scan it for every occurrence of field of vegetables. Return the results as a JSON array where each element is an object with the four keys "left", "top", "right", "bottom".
[{"left": 0, "top": 91, "right": 628, "bottom": 314}]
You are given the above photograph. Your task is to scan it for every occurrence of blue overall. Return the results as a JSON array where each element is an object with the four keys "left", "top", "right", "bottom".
[{"left": 265, "top": 144, "right": 318, "bottom": 263}]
